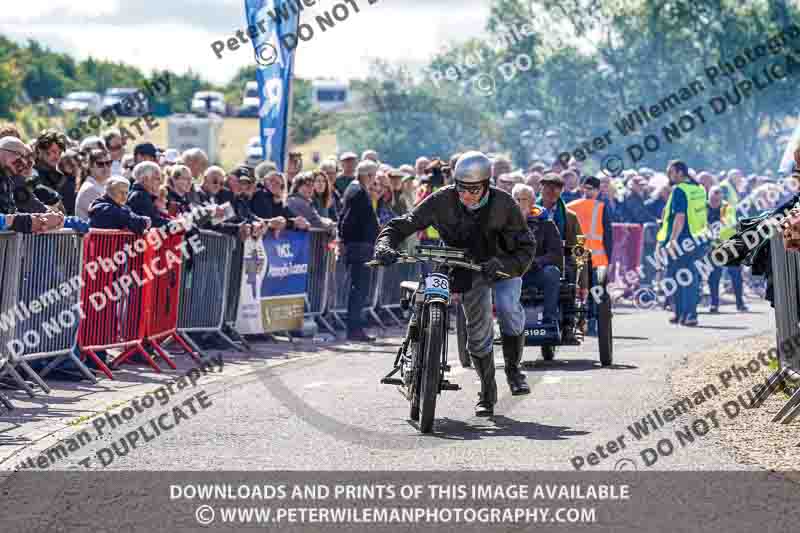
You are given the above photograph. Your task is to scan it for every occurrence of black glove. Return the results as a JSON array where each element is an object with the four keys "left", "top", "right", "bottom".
[
  {"left": 374, "top": 244, "right": 400, "bottom": 266},
  {"left": 480, "top": 257, "right": 504, "bottom": 280}
]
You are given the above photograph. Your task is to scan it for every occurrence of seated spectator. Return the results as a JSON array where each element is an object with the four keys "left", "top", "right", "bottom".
[
  {"left": 57, "top": 149, "right": 82, "bottom": 216},
  {"left": 286, "top": 171, "right": 334, "bottom": 230},
  {"left": 513, "top": 184, "right": 562, "bottom": 326},
  {"left": 127, "top": 161, "right": 169, "bottom": 227},
  {"left": 312, "top": 169, "right": 337, "bottom": 221},
  {"left": 76, "top": 149, "right": 112, "bottom": 221},
  {"left": 89, "top": 177, "right": 151, "bottom": 234}
]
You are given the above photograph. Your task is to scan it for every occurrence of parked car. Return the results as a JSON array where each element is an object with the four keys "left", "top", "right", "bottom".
[
  {"left": 245, "top": 136, "right": 263, "bottom": 167},
  {"left": 238, "top": 81, "right": 260, "bottom": 117},
  {"left": 191, "top": 91, "right": 226, "bottom": 116},
  {"left": 102, "top": 88, "right": 148, "bottom": 116},
  {"left": 60, "top": 91, "right": 102, "bottom": 115}
]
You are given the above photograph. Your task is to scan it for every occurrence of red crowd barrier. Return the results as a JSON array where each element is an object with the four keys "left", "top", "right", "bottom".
[
  {"left": 77, "top": 228, "right": 194, "bottom": 379},
  {"left": 608, "top": 223, "right": 645, "bottom": 288},
  {"left": 140, "top": 231, "right": 198, "bottom": 366}
]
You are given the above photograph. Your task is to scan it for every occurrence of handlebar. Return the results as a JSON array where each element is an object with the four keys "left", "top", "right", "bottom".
[{"left": 366, "top": 254, "right": 510, "bottom": 280}]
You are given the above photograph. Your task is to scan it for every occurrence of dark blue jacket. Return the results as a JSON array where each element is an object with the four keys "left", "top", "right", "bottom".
[
  {"left": 126, "top": 182, "right": 169, "bottom": 228},
  {"left": 338, "top": 180, "right": 379, "bottom": 263},
  {"left": 89, "top": 194, "right": 150, "bottom": 234}
]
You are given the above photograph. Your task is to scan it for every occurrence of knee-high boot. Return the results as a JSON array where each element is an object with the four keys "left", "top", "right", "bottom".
[{"left": 470, "top": 352, "right": 497, "bottom": 416}]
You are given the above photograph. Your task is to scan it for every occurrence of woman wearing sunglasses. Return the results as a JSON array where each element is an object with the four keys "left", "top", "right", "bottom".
[
  {"left": 75, "top": 149, "right": 113, "bottom": 221},
  {"left": 372, "top": 151, "right": 537, "bottom": 417}
]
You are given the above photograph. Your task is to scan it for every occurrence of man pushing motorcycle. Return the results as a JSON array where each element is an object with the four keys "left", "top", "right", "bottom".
[{"left": 373, "top": 151, "right": 537, "bottom": 417}]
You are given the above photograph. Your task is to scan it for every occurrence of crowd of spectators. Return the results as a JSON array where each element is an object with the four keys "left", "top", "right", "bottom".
[{"left": 0, "top": 119, "right": 792, "bottom": 338}]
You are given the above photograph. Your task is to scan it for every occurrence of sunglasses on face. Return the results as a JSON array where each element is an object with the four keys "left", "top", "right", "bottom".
[
  {"left": 93, "top": 160, "right": 113, "bottom": 168},
  {"left": 455, "top": 182, "right": 484, "bottom": 195},
  {"left": 108, "top": 144, "right": 124, "bottom": 151}
]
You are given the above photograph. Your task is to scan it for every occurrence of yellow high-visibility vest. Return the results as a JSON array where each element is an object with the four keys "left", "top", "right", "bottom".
[{"left": 657, "top": 181, "right": 708, "bottom": 242}]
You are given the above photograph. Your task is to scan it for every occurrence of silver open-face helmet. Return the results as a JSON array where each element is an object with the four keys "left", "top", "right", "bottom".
[{"left": 453, "top": 151, "right": 491, "bottom": 184}]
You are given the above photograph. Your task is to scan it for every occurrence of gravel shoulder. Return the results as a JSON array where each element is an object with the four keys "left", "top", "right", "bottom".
[{"left": 670, "top": 331, "right": 800, "bottom": 472}]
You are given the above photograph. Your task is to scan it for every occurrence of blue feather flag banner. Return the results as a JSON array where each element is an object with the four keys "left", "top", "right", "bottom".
[{"left": 244, "top": 0, "right": 300, "bottom": 171}]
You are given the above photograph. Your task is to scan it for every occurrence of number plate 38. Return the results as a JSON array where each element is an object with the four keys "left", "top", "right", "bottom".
[{"left": 424, "top": 273, "right": 450, "bottom": 301}]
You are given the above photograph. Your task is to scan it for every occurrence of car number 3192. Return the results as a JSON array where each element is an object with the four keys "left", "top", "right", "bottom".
[{"left": 525, "top": 329, "right": 547, "bottom": 336}]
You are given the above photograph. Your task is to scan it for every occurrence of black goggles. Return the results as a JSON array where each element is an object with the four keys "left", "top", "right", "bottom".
[{"left": 455, "top": 181, "right": 486, "bottom": 194}]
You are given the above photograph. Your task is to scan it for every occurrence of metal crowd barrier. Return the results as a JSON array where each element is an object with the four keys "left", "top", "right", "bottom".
[
  {"left": 328, "top": 256, "right": 387, "bottom": 330},
  {"left": 76, "top": 230, "right": 154, "bottom": 378},
  {"left": 0, "top": 231, "right": 26, "bottom": 407},
  {"left": 758, "top": 230, "right": 800, "bottom": 422},
  {"left": 377, "top": 261, "right": 421, "bottom": 327},
  {"left": 177, "top": 230, "right": 240, "bottom": 353},
  {"left": 639, "top": 222, "right": 660, "bottom": 287},
  {"left": 16, "top": 230, "right": 94, "bottom": 386},
  {"left": 304, "top": 229, "right": 336, "bottom": 335},
  {"left": 222, "top": 239, "right": 249, "bottom": 350},
  {"left": 140, "top": 231, "right": 193, "bottom": 368}
]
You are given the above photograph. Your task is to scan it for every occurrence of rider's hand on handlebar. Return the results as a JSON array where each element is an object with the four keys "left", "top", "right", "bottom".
[
  {"left": 374, "top": 244, "right": 400, "bottom": 266},
  {"left": 480, "top": 258, "right": 504, "bottom": 280}
]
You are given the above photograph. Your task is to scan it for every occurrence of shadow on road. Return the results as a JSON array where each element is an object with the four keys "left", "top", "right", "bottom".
[
  {"left": 428, "top": 415, "right": 589, "bottom": 441},
  {"left": 521, "top": 359, "right": 638, "bottom": 372}
]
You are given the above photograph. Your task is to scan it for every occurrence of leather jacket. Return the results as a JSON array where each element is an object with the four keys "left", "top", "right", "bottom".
[{"left": 376, "top": 185, "right": 536, "bottom": 292}]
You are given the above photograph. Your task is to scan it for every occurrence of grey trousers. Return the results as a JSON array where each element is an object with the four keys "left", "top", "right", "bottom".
[{"left": 461, "top": 277, "right": 524, "bottom": 359}]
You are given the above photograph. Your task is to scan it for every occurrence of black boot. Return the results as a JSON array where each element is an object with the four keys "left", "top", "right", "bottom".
[
  {"left": 502, "top": 335, "right": 530, "bottom": 395},
  {"left": 470, "top": 353, "right": 497, "bottom": 416}
]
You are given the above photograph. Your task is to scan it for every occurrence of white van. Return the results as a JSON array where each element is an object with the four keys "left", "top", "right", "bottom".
[{"left": 239, "top": 81, "right": 260, "bottom": 117}]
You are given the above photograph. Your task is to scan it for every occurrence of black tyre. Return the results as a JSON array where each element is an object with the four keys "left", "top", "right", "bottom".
[
  {"left": 408, "top": 341, "right": 421, "bottom": 421},
  {"left": 598, "top": 293, "right": 613, "bottom": 366},
  {"left": 456, "top": 303, "right": 470, "bottom": 368},
  {"left": 419, "top": 303, "right": 444, "bottom": 433},
  {"left": 542, "top": 345, "right": 556, "bottom": 361}
]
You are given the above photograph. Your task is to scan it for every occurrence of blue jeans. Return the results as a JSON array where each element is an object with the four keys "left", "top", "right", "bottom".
[
  {"left": 524, "top": 265, "right": 561, "bottom": 322},
  {"left": 709, "top": 265, "right": 744, "bottom": 308},
  {"left": 463, "top": 276, "right": 524, "bottom": 358}
]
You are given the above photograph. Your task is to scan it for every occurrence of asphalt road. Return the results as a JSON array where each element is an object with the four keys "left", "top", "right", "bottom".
[{"left": 58, "top": 301, "right": 775, "bottom": 471}]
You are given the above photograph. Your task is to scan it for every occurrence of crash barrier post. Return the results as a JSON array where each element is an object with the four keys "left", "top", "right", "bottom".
[
  {"left": 222, "top": 239, "right": 248, "bottom": 350},
  {"left": 77, "top": 230, "right": 154, "bottom": 379},
  {"left": 304, "top": 228, "right": 337, "bottom": 335},
  {"left": 328, "top": 257, "right": 386, "bottom": 330},
  {"left": 13, "top": 230, "right": 96, "bottom": 388},
  {"left": 0, "top": 231, "right": 32, "bottom": 405},
  {"left": 760, "top": 230, "right": 800, "bottom": 422},
  {"left": 608, "top": 223, "right": 645, "bottom": 290},
  {"left": 177, "top": 230, "right": 240, "bottom": 354},
  {"left": 140, "top": 230, "right": 196, "bottom": 368},
  {"left": 377, "top": 261, "right": 422, "bottom": 327}
]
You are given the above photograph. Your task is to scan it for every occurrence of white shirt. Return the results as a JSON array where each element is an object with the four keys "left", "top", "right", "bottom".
[{"left": 75, "top": 176, "right": 105, "bottom": 221}]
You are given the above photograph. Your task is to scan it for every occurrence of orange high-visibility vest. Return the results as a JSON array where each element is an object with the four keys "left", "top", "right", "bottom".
[{"left": 567, "top": 198, "right": 609, "bottom": 267}]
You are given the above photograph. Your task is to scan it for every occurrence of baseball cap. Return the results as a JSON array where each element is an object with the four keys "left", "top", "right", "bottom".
[
  {"left": 134, "top": 142, "right": 158, "bottom": 158},
  {"left": 339, "top": 152, "right": 357, "bottom": 161},
  {"left": 539, "top": 173, "right": 565, "bottom": 186},
  {"left": 231, "top": 165, "right": 254, "bottom": 181},
  {"left": 582, "top": 176, "right": 601, "bottom": 188}
]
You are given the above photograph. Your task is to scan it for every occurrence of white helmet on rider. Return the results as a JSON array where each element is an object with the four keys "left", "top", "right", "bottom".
[{"left": 453, "top": 151, "right": 491, "bottom": 185}]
